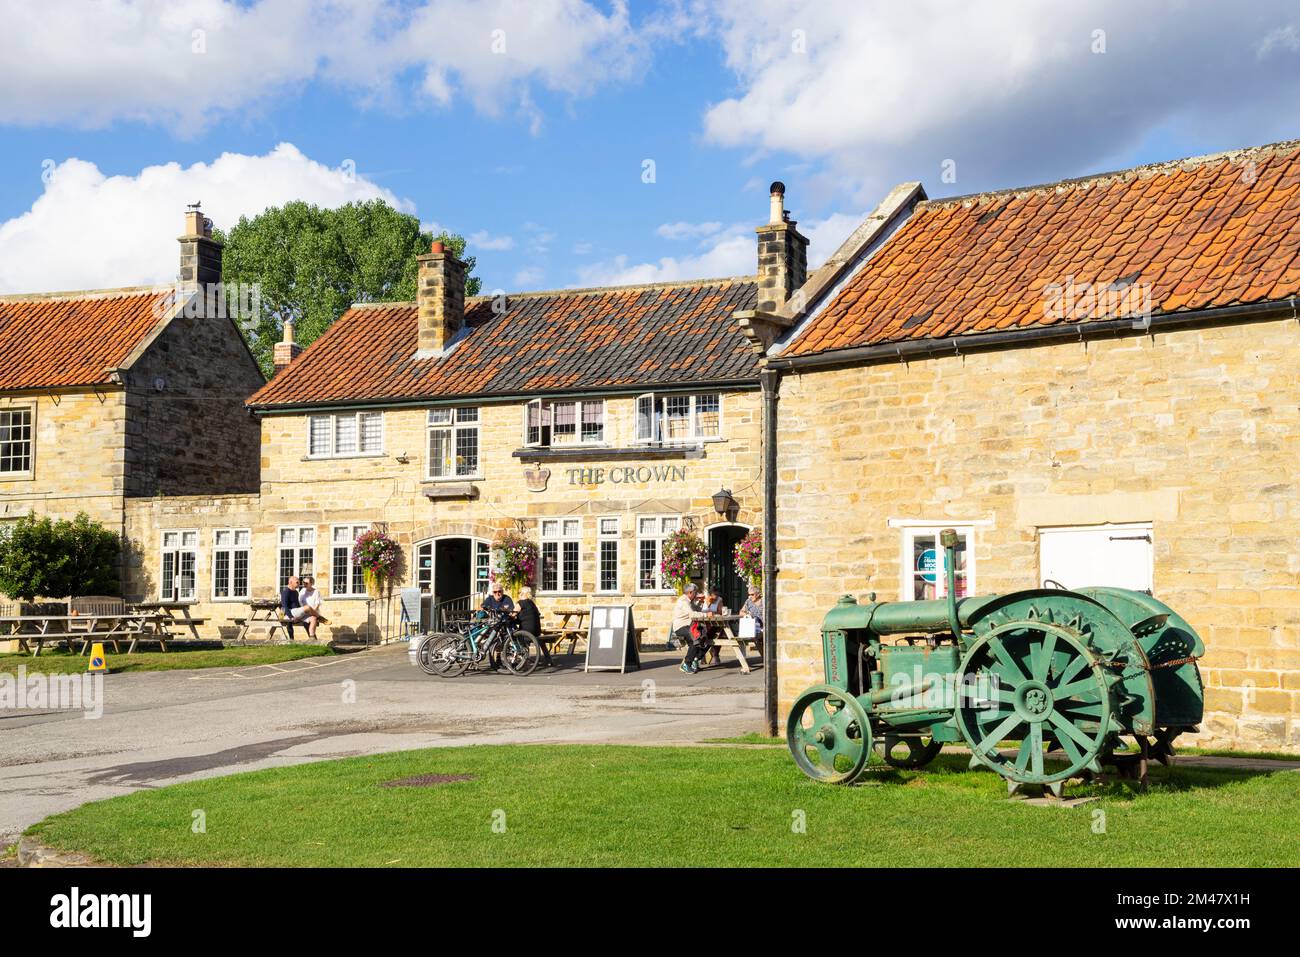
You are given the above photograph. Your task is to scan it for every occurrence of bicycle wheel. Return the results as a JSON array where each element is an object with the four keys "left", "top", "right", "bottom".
[
  {"left": 418, "top": 632, "right": 468, "bottom": 677},
  {"left": 499, "top": 630, "right": 541, "bottom": 676}
]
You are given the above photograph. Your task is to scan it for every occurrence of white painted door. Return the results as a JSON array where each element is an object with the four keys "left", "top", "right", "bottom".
[{"left": 1038, "top": 523, "right": 1153, "bottom": 592}]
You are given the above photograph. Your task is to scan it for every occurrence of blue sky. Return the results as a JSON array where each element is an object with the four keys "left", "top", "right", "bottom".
[{"left": 2, "top": 0, "right": 1299, "bottom": 295}]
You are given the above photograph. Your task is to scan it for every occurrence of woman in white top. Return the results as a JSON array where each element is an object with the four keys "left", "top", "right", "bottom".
[{"left": 298, "top": 575, "right": 325, "bottom": 640}]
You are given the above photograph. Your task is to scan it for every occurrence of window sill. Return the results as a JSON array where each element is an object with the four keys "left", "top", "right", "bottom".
[
  {"left": 302, "top": 453, "right": 386, "bottom": 462},
  {"left": 513, "top": 445, "right": 705, "bottom": 462},
  {"left": 0, "top": 471, "right": 34, "bottom": 482},
  {"left": 421, "top": 481, "right": 479, "bottom": 501}
]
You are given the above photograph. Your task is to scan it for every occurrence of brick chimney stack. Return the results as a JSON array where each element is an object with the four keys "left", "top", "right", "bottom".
[
  {"left": 273, "top": 319, "right": 302, "bottom": 377},
  {"left": 415, "top": 240, "right": 467, "bottom": 358},
  {"left": 179, "top": 206, "right": 223, "bottom": 287},
  {"left": 755, "top": 182, "right": 809, "bottom": 313}
]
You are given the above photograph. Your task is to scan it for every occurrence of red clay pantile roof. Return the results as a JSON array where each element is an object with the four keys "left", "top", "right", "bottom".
[
  {"left": 0, "top": 288, "right": 176, "bottom": 390},
  {"left": 785, "top": 140, "right": 1300, "bottom": 357},
  {"left": 248, "top": 278, "right": 759, "bottom": 408}
]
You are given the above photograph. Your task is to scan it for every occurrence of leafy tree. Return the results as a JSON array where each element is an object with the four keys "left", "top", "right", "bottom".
[
  {"left": 0, "top": 512, "right": 120, "bottom": 601},
  {"left": 218, "top": 199, "right": 480, "bottom": 376}
]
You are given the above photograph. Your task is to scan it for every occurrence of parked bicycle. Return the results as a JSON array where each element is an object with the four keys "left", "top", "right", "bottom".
[{"left": 416, "top": 611, "right": 541, "bottom": 677}]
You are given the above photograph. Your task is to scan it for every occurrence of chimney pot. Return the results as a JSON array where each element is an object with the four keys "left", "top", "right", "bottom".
[
  {"left": 179, "top": 206, "right": 223, "bottom": 288},
  {"left": 429, "top": 240, "right": 445, "bottom": 254},
  {"left": 756, "top": 181, "right": 808, "bottom": 313},
  {"left": 272, "top": 319, "right": 303, "bottom": 377}
]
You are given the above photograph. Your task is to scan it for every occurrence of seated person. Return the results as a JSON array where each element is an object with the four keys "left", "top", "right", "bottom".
[
  {"left": 298, "top": 575, "right": 327, "bottom": 640},
  {"left": 741, "top": 585, "right": 764, "bottom": 639},
  {"left": 482, "top": 582, "right": 515, "bottom": 617},
  {"left": 516, "top": 586, "right": 552, "bottom": 667},
  {"left": 280, "top": 575, "right": 301, "bottom": 640},
  {"left": 673, "top": 584, "right": 708, "bottom": 674}
]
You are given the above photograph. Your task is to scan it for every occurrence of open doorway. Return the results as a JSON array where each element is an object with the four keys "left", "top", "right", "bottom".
[
  {"left": 706, "top": 523, "right": 749, "bottom": 614},
  {"left": 415, "top": 538, "right": 491, "bottom": 628}
]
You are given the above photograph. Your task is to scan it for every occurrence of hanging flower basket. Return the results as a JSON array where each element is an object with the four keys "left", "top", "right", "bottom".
[
  {"left": 492, "top": 531, "right": 538, "bottom": 596},
  {"left": 352, "top": 529, "right": 399, "bottom": 597},
  {"left": 660, "top": 528, "right": 706, "bottom": 595},
  {"left": 733, "top": 529, "right": 763, "bottom": 589}
]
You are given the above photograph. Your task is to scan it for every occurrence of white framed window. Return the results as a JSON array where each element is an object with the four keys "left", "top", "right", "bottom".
[
  {"left": 0, "top": 406, "right": 34, "bottom": 476},
  {"left": 637, "top": 515, "right": 681, "bottom": 592},
  {"left": 427, "top": 407, "right": 480, "bottom": 479},
  {"left": 597, "top": 517, "right": 620, "bottom": 593},
  {"left": 160, "top": 530, "right": 199, "bottom": 601},
  {"left": 307, "top": 411, "right": 383, "bottom": 458},
  {"left": 278, "top": 526, "right": 316, "bottom": 589},
  {"left": 524, "top": 399, "right": 605, "bottom": 448},
  {"left": 634, "top": 393, "right": 721, "bottom": 444},
  {"left": 212, "top": 528, "right": 250, "bottom": 600},
  {"left": 331, "top": 524, "right": 370, "bottom": 596},
  {"left": 897, "top": 525, "right": 976, "bottom": 601},
  {"left": 1039, "top": 523, "right": 1154, "bottom": 593},
  {"left": 539, "top": 518, "right": 582, "bottom": 593}
]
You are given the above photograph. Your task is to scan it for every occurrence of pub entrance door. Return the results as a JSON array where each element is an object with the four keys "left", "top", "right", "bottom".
[
  {"left": 706, "top": 524, "right": 748, "bottom": 613},
  {"left": 415, "top": 537, "right": 491, "bottom": 629}
]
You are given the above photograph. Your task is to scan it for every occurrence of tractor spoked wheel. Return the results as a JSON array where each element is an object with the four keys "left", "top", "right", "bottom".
[
  {"left": 787, "top": 685, "right": 872, "bottom": 784},
  {"left": 956, "top": 621, "right": 1114, "bottom": 786},
  {"left": 878, "top": 735, "right": 944, "bottom": 770}
]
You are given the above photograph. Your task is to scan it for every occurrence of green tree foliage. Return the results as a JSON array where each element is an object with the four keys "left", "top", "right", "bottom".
[
  {"left": 217, "top": 199, "right": 480, "bottom": 376},
  {"left": 0, "top": 512, "right": 121, "bottom": 601}
]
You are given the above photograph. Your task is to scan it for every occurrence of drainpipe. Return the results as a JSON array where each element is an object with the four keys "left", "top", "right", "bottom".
[{"left": 760, "top": 367, "right": 780, "bottom": 737}]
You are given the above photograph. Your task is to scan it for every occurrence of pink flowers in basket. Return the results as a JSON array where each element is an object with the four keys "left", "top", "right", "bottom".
[
  {"left": 492, "top": 531, "right": 538, "bottom": 594},
  {"left": 733, "top": 529, "right": 762, "bottom": 588},
  {"left": 660, "top": 528, "right": 706, "bottom": 594}
]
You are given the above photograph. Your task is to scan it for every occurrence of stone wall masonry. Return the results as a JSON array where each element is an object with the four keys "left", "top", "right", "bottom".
[
  {"left": 0, "top": 389, "right": 127, "bottom": 532},
  {"left": 122, "top": 389, "right": 765, "bottom": 643},
  {"left": 124, "top": 306, "right": 264, "bottom": 498},
  {"left": 774, "top": 317, "right": 1300, "bottom": 752}
]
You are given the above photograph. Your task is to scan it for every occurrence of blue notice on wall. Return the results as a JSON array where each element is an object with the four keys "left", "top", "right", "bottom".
[{"left": 917, "top": 548, "right": 939, "bottom": 584}]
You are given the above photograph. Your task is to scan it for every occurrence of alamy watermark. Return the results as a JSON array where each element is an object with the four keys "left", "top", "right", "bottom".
[
  {"left": 152, "top": 281, "right": 262, "bottom": 328},
  {"left": 1043, "top": 274, "right": 1153, "bottom": 329},
  {"left": 1, "top": 666, "right": 103, "bottom": 719}
]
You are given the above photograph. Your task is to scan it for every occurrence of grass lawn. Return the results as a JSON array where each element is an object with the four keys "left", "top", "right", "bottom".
[
  {"left": 0, "top": 644, "right": 333, "bottom": 676},
  {"left": 26, "top": 744, "right": 1299, "bottom": 867}
]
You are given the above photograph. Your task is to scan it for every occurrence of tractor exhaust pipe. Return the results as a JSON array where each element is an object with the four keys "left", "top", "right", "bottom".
[{"left": 940, "top": 528, "right": 961, "bottom": 641}]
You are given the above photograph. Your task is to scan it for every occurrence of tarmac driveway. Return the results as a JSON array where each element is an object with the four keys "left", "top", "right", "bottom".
[{"left": 0, "top": 644, "right": 764, "bottom": 848}]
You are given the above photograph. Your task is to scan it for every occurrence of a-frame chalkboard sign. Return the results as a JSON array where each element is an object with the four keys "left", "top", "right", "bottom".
[{"left": 583, "top": 603, "right": 639, "bottom": 673}]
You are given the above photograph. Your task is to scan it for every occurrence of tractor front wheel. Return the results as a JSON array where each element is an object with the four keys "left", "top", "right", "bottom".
[{"left": 787, "top": 685, "right": 872, "bottom": 784}]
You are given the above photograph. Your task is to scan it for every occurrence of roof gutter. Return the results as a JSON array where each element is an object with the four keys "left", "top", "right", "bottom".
[{"left": 767, "top": 297, "right": 1300, "bottom": 373}]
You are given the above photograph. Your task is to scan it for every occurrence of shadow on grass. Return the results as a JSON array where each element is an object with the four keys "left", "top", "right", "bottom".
[{"left": 843, "top": 751, "right": 1290, "bottom": 801}]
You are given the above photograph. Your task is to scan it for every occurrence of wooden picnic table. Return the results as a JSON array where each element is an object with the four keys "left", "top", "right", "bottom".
[
  {"left": 131, "top": 601, "right": 208, "bottom": 641},
  {"left": 691, "top": 612, "right": 762, "bottom": 674},
  {"left": 226, "top": 598, "right": 292, "bottom": 644},
  {"left": 0, "top": 613, "right": 171, "bottom": 657},
  {"left": 549, "top": 607, "right": 590, "bottom": 655}
]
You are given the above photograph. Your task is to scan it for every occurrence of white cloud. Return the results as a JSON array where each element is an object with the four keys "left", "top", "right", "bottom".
[
  {"left": 656, "top": 221, "right": 724, "bottom": 241},
  {"left": 0, "top": 143, "right": 406, "bottom": 294},
  {"left": 0, "top": 0, "right": 650, "bottom": 132},
  {"left": 468, "top": 229, "right": 515, "bottom": 251},
  {"left": 513, "top": 265, "right": 546, "bottom": 288},
  {"left": 697, "top": 0, "right": 1300, "bottom": 203},
  {"left": 576, "top": 208, "right": 871, "bottom": 288}
]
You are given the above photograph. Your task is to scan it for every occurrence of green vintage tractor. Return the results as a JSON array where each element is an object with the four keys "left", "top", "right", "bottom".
[{"left": 787, "top": 530, "right": 1205, "bottom": 794}]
